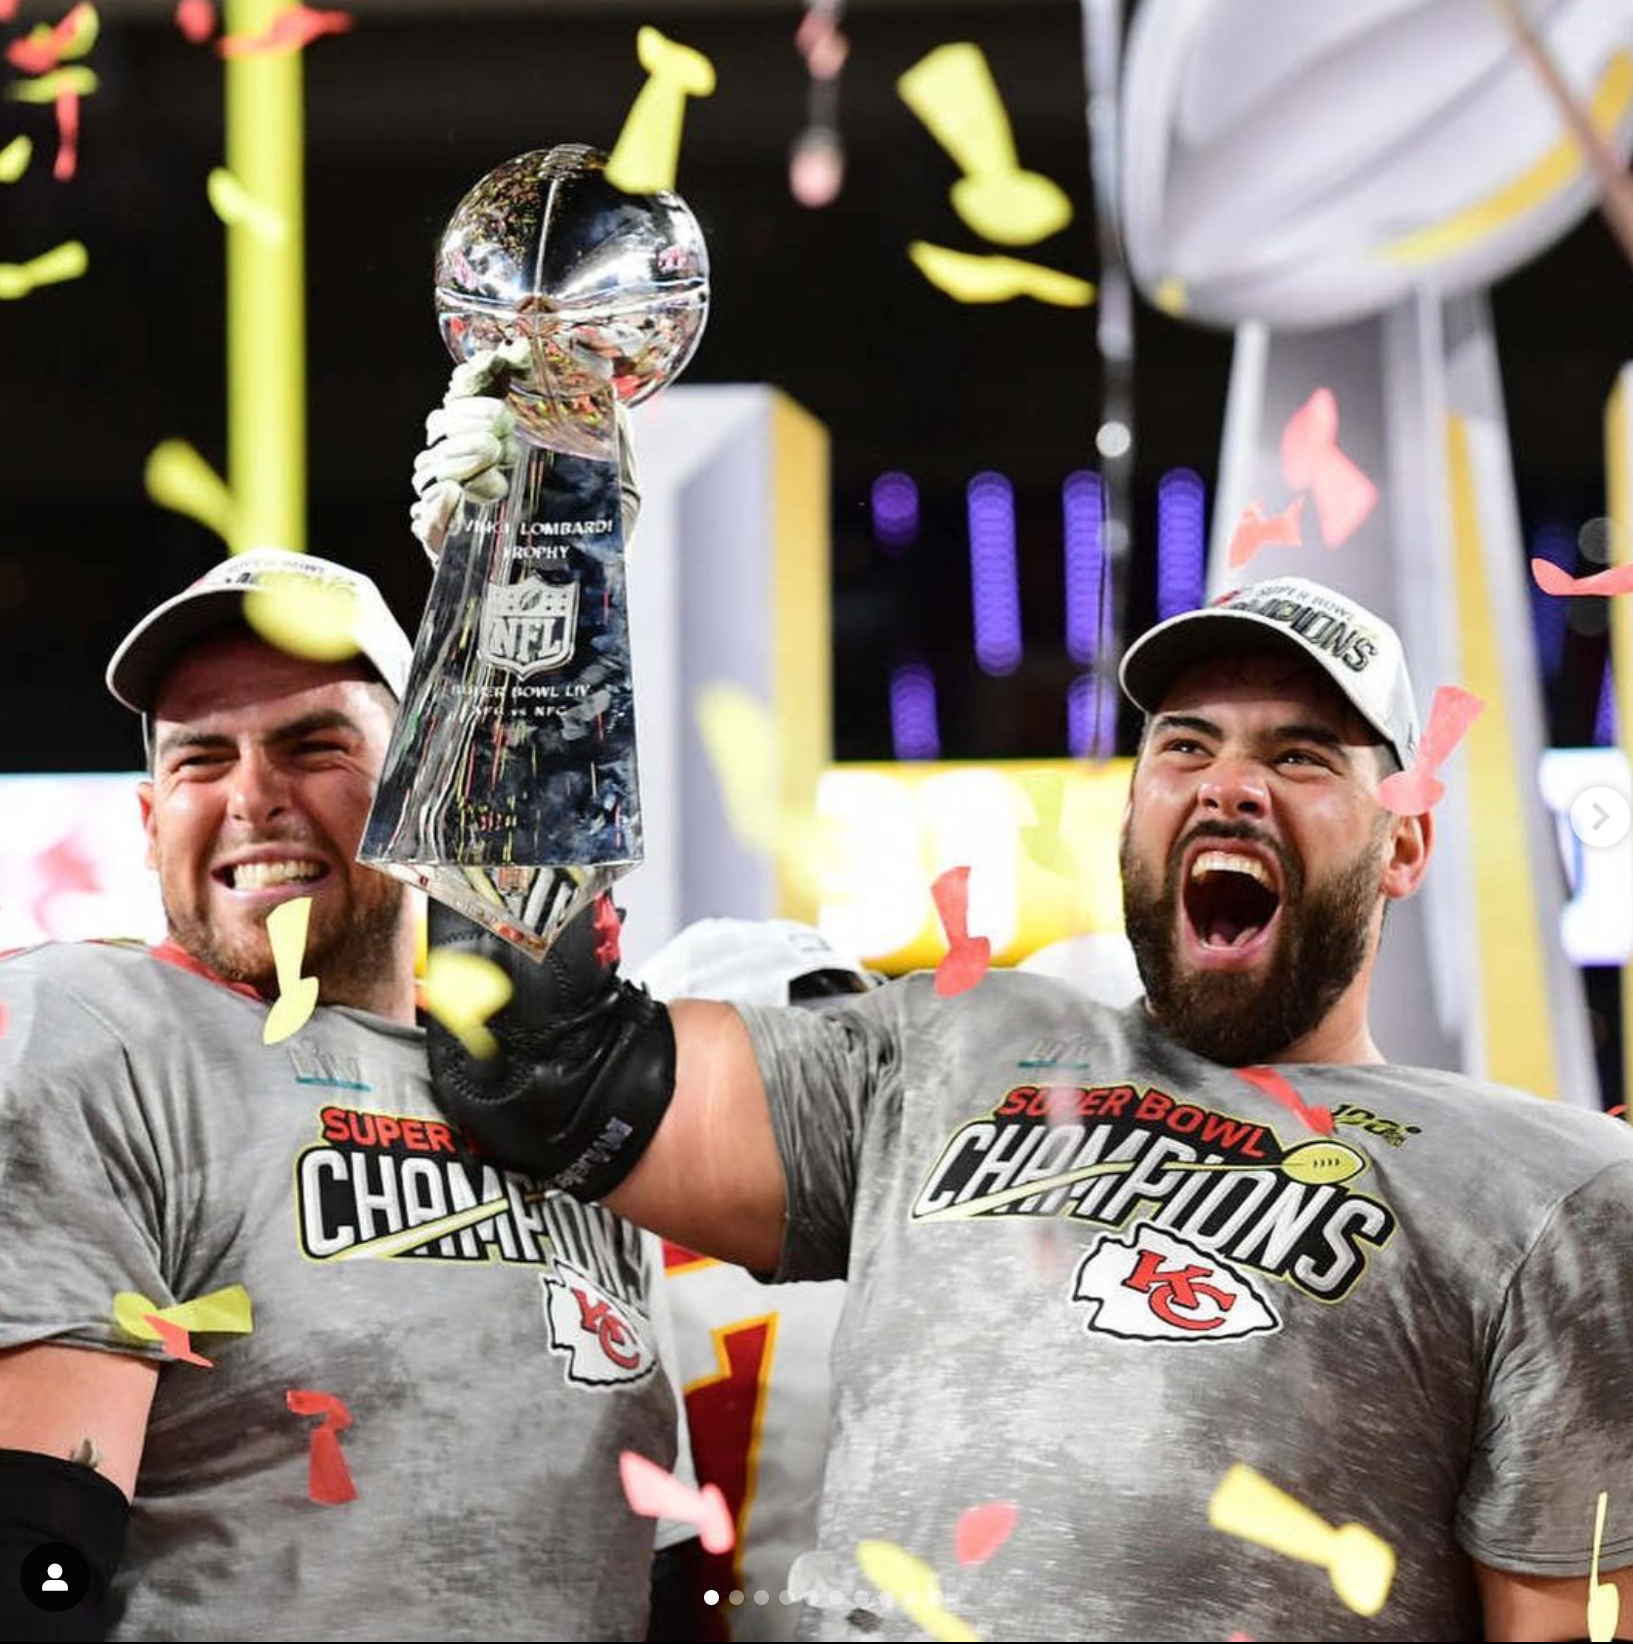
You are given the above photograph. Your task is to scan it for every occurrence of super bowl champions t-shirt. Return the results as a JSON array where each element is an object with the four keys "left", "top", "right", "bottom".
[
  {"left": 0, "top": 941, "right": 679, "bottom": 1642},
  {"left": 740, "top": 970, "right": 1633, "bottom": 1643}
]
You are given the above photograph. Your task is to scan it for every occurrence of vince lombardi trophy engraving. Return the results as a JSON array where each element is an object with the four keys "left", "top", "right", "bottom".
[{"left": 361, "top": 144, "right": 709, "bottom": 955}]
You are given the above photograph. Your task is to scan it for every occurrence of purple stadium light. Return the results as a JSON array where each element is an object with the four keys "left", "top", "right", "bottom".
[
  {"left": 1156, "top": 468, "right": 1207, "bottom": 621},
  {"left": 968, "top": 471, "right": 1024, "bottom": 676},
  {"left": 871, "top": 471, "right": 920, "bottom": 553},
  {"left": 889, "top": 662, "right": 941, "bottom": 760},
  {"left": 1063, "top": 469, "right": 1105, "bottom": 666},
  {"left": 1530, "top": 523, "right": 1573, "bottom": 682},
  {"left": 1067, "top": 671, "right": 1117, "bottom": 759},
  {"left": 1595, "top": 655, "right": 1617, "bottom": 747}
]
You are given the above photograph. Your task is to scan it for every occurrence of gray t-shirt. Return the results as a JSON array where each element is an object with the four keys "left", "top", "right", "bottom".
[
  {"left": 0, "top": 940, "right": 677, "bottom": 1642},
  {"left": 742, "top": 970, "right": 1633, "bottom": 1643}
]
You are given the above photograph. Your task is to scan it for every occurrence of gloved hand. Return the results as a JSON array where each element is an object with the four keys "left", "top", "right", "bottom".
[{"left": 409, "top": 339, "right": 643, "bottom": 561}]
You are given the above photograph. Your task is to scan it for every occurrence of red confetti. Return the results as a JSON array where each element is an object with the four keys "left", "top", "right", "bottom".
[
  {"left": 591, "top": 895, "right": 621, "bottom": 968},
  {"left": 1280, "top": 388, "right": 1378, "bottom": 548},
  {"left": 795, "top": 3, "right": 848, "bottom": 81},
  {"left": 174, "top": 0, "right": 215, "bottom": 43},
  {"left": 1376, "top": 685, "right": 1484, "bottom": 817},
  {"left": 0, "top": 2, "right": 19, "bottom": 21},
  {"left": 955, "top": 1501, "right": 1018, "bottom": 1565},
  {"left": 218, "top": 3, "right": 353, "bottom": 58},
  {"left": 620, "top": 1450, "right": 734, "bottom": 1553},
  {"left": 286, "top": 1388, "right": 357, "bottom": 1505},
  {"left": 142, "top": 1312, "right": 213, "bottom": 1368},
  {"left": 1234, "top": 1065, "right": 1333, "bottom": 1136},
  {"left": 51, "top": 87, "right": 77, "bottom": 180},
  {"left": 931, "top": 865, "right": 991, "bottom": 997},
  {"left": 1530, "top": 557, "right": 1633, "bottom": 598},
  {"left": 1226, "top": 495, "right": 1305, "bottom": 570},
  {"left": 6, "top": 2, "right": 95, "bottom": 74}
]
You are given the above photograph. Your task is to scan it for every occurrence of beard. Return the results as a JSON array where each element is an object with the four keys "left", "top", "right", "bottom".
[{"left": 1120, "top": 818, "right": 1382, "bottom": 1066}]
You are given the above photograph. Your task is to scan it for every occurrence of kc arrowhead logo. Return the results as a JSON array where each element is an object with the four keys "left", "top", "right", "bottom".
[
  {"left": 1071, "top": 1224, "right": 1281, "bottom": 1345},
  {"left": 541, "top": 1264, "right": 657, "bottom": 1388}
]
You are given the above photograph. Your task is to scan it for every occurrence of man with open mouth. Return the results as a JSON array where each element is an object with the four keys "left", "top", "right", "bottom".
[{"left": 427, "top": 572, "right": 1633, "bottom": 1643}]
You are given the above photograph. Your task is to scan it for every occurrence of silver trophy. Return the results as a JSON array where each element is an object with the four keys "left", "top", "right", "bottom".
[{"left": 361, "top": 144, "right": 709, "bottom": 956}]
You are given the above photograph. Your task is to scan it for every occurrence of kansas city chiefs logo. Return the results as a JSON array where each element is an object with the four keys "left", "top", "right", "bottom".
[
  {"left": 541, "top": 1265, "right": 657, "bottom": 1388},
  {"left": 1071, "top": 1224, "right": 1281, "bottom": 1344}
]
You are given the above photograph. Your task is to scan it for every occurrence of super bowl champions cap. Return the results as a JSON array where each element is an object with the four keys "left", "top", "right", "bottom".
[
  {"left": 107, "top": 549, "right": 414, "bottom": 743},
  {"left": 1118, "top": 575, "right": 1420, "bottom": 771},
  {"left": 634, "top": 918, "right": 873, "bottom": 1009}
]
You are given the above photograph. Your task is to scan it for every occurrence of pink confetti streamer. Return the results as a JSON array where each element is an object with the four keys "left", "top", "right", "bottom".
[
  {"left": 619, "top": 1450, "right": 734, "bottom": 1553},
  {"left": 1375, "top": 685, "right": 1485, "bottom": 817},
  {"left": 0, "top": 2, "right": 20, "bottom": 22},
  {"left": 795, "top": 3, "right": 848, "bottom": 80},
  {"left": 6, "top": 3, "right": 94, "bottom": 74},
  {"left": 286, "top": 1388, "right": 357, "bottom": 1505},
  {"left": 1234, "top": 1065, "right": 1333, "bottom": 1136},
  {"left": 1226, "top": 496, "right": 1305, "bottom": 570},
  {"left": 931, "top": 866, "right": 991, "bottom": 997},
  {"left": 142, "top": 1312, "right": 213, "bottom": 1368},
  {"left": 50, "top": 86, "right": 76, "bottom": 180},
  {"left": 955, "top": 1501, "right": 1018, "bottom": 1565},
  {"left": 174, "top": 0, "right": 215, "bottom": 43},
  {"left": 218, "top": 3, "right": 353, "bottom": 58},
  {"left": 1530, "top": 557, "right": 1633, "bottom": 598},
  {"left": 592, "top": 895, "right": 621, "bottom": 968},
  {"left": 1280, "top": 389, "right": 1378, "bottom": 548}
]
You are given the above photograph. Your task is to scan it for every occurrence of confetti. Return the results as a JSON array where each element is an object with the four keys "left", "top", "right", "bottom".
[
  {"left": 1530, "top": 556, "right": 1633, "bottom": 598},
  {"left": 1234, "top": 1065, "right": 1333, "bottom": 1136},
  {"left": 897, "top": 42, "right": 1071, "bottom": 246},
  {"left": 1018, "top": 770, "right": 1075, "bottom": 878},
  {"left": 243, "top": 564, "right": 364, "bottom": 665},
  {"left": 174, "top": 0, "right": 215, "bottom": 43},
  {"left": 931, "top": 866, "right": 991, "bottom": 997},
  {"left": 1375, "top": 685, "right": 1485, "bottom": 817},
  {"left": 142, "top": 1313, "right": 213, "bottom": 1368},
  {"left": 1280, "top": 389, "right": 1378, "bottom": 549},
  {"left": 909, "top": 241, "right": 1094, "bottom": 307},
  {"left": 1590, "top": 1492, "right": 1620, "bottom": 1643},
  {"left": 262, "top": 894, "right": 319, "bottom": 1045},
  {"left": 113, "top": 1283, "right": 254, "bottom": 1341},
  {"left": 0, "top": 1, "right": 18, "bottom": 19},
  {"left": 794, "top": 2, "right": 847, "bottom": 82},
  {"left": 855, "top": 1539, "right": 980, "bottom": 1642},
  {"left": 4, "top": 63, "right": 95, "bottom": 101},
  {"left": 49, "top": 80, "right": 77, "bottom": 179},
  {"left": 207, "top": 165, "right": 287, "bottom": 243},
  {"left": 1227, "top": 496, "right": 1306, "bottom": 570},
  {"left": 954, "top": 1501, "right": 1017, "bottom": 1566},
  {"left": 218, "top": 3, "right": 353, "bottom": 58},
  {"left": 0, "top": 134, "right": 32, "bottom": 182},
  {"left": 0, "top": 1000, "right": 7, "bottom": 1043},
  {"left": 422, "top": 947, "right": 512, "bottom": 1060},
  {"left": 144, "top": 439, "right": 236, "bottom": 544},
  {"left": 6, "top": 2, "right": 98, "bottom": 74},
  {"left": 695, "top": 683, "right": 780, "bottom": 852},
  {"left": 591, "top": 895, "right": 621, "bottom": 968},
  {"left": 604, "top": 25, "right": 715, "bottom": 195},
  {"left": 286, "top": 1388, "right": 356, "bottom": 1506},
  {"left": 619, "top": 1450, "right": 734, "bottom": 1553},
  {"left": 1208, "top": 1463, "right": 1395, "bottom": 1618},
  {"left": 0, "top": 238, "right": 86, "bottom": 299}
]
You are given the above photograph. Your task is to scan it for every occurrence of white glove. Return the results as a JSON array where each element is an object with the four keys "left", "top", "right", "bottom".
[{"left": 410, "top": 340, "right": 642, "bottom": 561}]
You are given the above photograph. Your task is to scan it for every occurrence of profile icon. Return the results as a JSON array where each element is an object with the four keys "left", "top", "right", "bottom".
[
  {"left": 20, "top": 1542, "right": 89, "bottom": 1612},
  {"left": 40, "top": 1562, "right": 69, "bottom": 1593}
]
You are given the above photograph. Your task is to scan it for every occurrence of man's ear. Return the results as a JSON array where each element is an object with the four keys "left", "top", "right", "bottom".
[
  {"left": 1380, "top": 805, "right": 1432, "bottom": 903},
  {"left": 138, "top": 781, "right": 158, "bottom": 871}
]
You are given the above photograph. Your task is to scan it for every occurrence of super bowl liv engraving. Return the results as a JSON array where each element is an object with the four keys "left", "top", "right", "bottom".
[{"left": 361, "top": 144, "right": 709, "bottom": 955}]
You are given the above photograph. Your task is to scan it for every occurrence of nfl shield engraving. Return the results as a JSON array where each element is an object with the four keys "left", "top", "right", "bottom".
[{"left": 360, "top": 145, "right": 708, "bottom": 956}]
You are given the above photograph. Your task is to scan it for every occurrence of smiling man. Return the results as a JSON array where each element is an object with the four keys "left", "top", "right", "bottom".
[
  {"left": 428, "top": 574, "right": 1633, "bottom": 1643},
  {"left": 0, "top": 550, "right": 691, "bottom": 1642}
]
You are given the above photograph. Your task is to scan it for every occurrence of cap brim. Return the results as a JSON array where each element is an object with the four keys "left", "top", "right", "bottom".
[{"left": 105, "top": 586, "right": 268, "bottom": 715}]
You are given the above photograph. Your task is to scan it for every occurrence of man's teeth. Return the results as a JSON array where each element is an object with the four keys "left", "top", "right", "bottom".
[
  {"left": 1189, "top": 850, "right": 1274, "bottom": 890},
  {"left": 231, "top": 860, "right": 324, "bottom": 890}
]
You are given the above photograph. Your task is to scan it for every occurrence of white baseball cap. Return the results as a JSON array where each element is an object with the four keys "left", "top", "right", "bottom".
[
  {"left": 634, "top": 918, "right": 875, "bottom": 1009},
  {"left": 107, "top": 549, "right": 414, "bottom": 747},
  {"left": 1119, "top": 576, "right": 1420, "bottom": 771}
]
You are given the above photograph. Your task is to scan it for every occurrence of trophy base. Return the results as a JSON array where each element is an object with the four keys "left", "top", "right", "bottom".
[{"left": 380, "top": 860, "right": 630, "bottom": 961}]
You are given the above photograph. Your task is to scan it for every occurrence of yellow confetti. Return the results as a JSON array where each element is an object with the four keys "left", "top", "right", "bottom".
[
  {"left": 0, "top": 135, "right": 33, "bottom": 183},
  {"left": 897, "top": 42, "right": 1071, "bottom": 246},
  {"left": 422, "top": 948, "right": 513, "bottom": 1060},
  {"left": 5, "top": 66, "right": 98, "bottom": 104},
  {"left": 17, "top": 2, "right": 100, "bottom": 65},
  {"left": 145, "top": 439, "right": 237, "bottom": 545},
  {"left": 855, "top": 1540, "right": 980, "bottom": 1643},
  {"left": 1018, "top": 769, "right": 1075, "bottom": 879},
  {"left": 263, "top": 895, "right": 320, "bottom": 1045},
  {"left": 207, "top": 166, "right": 288, "bottom": 244},
  {"left": 242, "top": 564, "right": 364, "bottom": 664},
  {"left": 1590, "top": 1492, "right": 1620, "bottom": 1643},
  {"left": 1153, "top": 276, "right": 1187, "bottom": 315},
  {"left": 908, "top": 242, "right": 1094, "bottom": 308},
  {"left": 1209, "top": 1463, "right": 1396, "bottom": 1618},
  {"left": 604, "top": 25, "right": 715, "bottom": 194},
  {"left": 113, "top": 1283, "right": 254, "bottom": 1342},
  {"left": 0, "top": 239, "right": 87, "bottom": 300}
]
